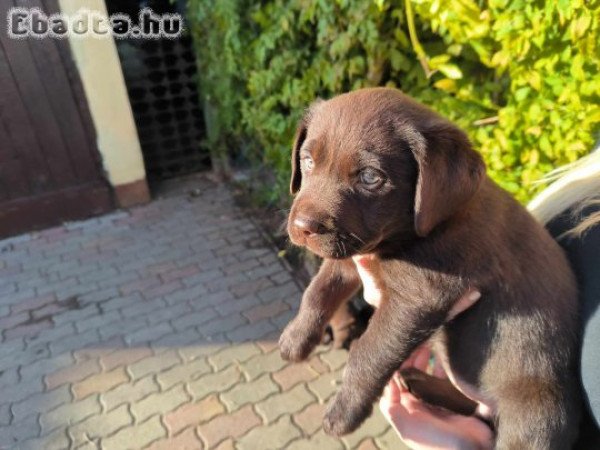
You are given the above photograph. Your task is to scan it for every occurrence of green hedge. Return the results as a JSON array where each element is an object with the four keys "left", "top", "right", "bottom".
[{"left": 188, "top": 0, "right": 599, "bottom": 204}]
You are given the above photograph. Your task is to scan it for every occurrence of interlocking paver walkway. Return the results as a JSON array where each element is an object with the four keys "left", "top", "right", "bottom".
[{"left": 0, "top": 175, "right": 398, "bottom": 449}]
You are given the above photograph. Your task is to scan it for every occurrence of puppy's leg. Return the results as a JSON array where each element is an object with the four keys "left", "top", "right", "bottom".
[
  {"left": 279, "top": 258, "right": 360, "bottom": 362},
  {"left": 493, "top": 378, "right": 580, "bottom": 450},
  {"left": 323, "top": 298, "right": 447, "bottom": 435}
]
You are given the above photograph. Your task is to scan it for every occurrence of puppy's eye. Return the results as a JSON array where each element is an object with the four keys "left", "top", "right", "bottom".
[
  {"left": 359, "top": 168, "right": 383, "bottom": 186},
  {"left": 301, "top": 156, "right": 314, "bottom": 172}
]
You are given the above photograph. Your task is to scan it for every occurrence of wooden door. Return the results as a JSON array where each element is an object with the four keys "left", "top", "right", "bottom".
[{"left": 0, "top": 0, "right": 113, "bottom": 238}]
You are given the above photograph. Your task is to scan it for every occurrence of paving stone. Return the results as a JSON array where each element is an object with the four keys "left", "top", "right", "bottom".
[
  {"left": 213, "top": 295, "right": 258, "bottom": 316},
  {"left": 125, "top": 321, "right": 173, "bottom": 345},
  {"left": 208, "top": 343, "right": 261, "bottom": 371},
  {"left": 5, "top": 318, "right": 53, "bottom": 340},
  {"left": 0, "top": 337, "right": 24, "bottom": 360},
  {"left": 196, "top": 405, "right": 261, "bottom": 448},
  {"left": 307, "top": 353, "right": 331, "bottom": 374},
  {"left": 19, "top": 428, "right": 70, "bottom": 450},
  {"left": 98, "top": 317, "right": 148, "bottom": 341},
  {"left": 40, "top": 395, "right": 101, "bottom": 433},
  {"left": 229, "top": 277, "right": 273, "bottom": 298},
  {"left": 306, "top": 370, "right": 342, "bottom": 403},
  {"left": 178, "top": 343, "right": 226, "bottom": 363},
  {"left": 73, "top": 310, "right": 122, "bottom": 335},
  {"left": 357, "top": 438, "right": 381, "bottom": 450},
  {"left": 29, "top": 321, "right": 77, "bottom": 346},
  {"left": 236, "top": 415, "right": 301, "bottom": 450},
  {"left": 101, "top": 376, "right": 159, "bottom": 411},
  {"left": 213, "top": 438, "right": 235, "bottom": 450},
  {"left": 120, "top": 297, "right": 167, "bottom": 319},
  {"left": 272, "top": 362, "right": 319, "bottom": 390},
  {"left": 242, "top": 299, "right": 289, "bottom": 323},
  {"left": 72, "top": 367, "right": 129, "bottom": 400},
  {"left": 0, "top": 403, "right": 11, "bottom": 426},
  {"left": 11, "top": 385, "right": 72, "bottom": 422},
  {"left": 319, "top": 348, "right": 348, "bottom": 371},
  {"left": 151, "top": 327, "right": 204, "bottom": 349},
  {"left": 119, "top": 276, "right": 161, "bottom": 296},
  {"left": 240, "top": 350, "right": 287, "bottom": 381},
  {"left": 292, "top": 402, "right": 326, "bottom": 436},
  {"left": 146, "top": 427, "right": 204, "bottom": 450},
  {"left": 131, "top": 384, "right": 189, "bottom": 423},
  {"left": 11, "top": 294, "right": 56, "bottom": 314},
  {"left": 45, "top": 358, "right": 101, "bottom": 389},
  {"left": 69, "top": 404, "right": 132, "bottom": 446},
  {"left": 198, "top": 314, "right": 247, "bottom": 338},
  {"left": 164, "top": 284, "right": 209, "bottom": 306},
  {"left": 183, "top": 269, "right": 223, "bottom": 288},
  {"left": 0, "top": 415, "right": 40, "bottom": 448},
  {"left": 102, "top": 415, "right": 166, "bottom": 450},
  {"left": 156, "top": 357, "right": 211, "bottom": 390},
  {"left": 225, "top": 318, "right": 276, "bottom": 342},
  {"left": 100, "top": 347, "right": 153, "bottom": 371},
  {"left": 49, "top": 328, "right": 101, "bottom": 355},
  {"left": 1, "top": 372, "right": 45, "bottom": 404},
  {"left": 17, "top": 347, "right": 68, "bottom": 380},
  {"left": 219, "top": 374, "right": 279, "bottom": 412},
  {"left": 0, "top": 366, "right": 19, "bottom": 392},
  {"left": 254, "top": 331, "right": 280, "bottom": 354},
  {"left": 128, "top": 350, "right": 181, "bottom": 380},
  {"left": 188, "top": 365, "right": 242, "bottom": 401},
  {"left": 255, "top": 384, "right": 314, "bottom": 423},
  {"left": 99, "top": 293, "right": 143, "bottom": 312},
  {"left": 375, "top": 426, "right": 410, "bottom": 450},
  {"left": 52, "top": 304, "right": 98, "bottom": 325},
  {"left": 270, "top": 309, "right": 297, "bottom": 330},
  {"left": 73, "top": 342, "right": 119, "bottom": 363},
  {"left": 341, "top": 409, "right": 390, "bottom": 449},
  {"left": 146, "top": 302, "right": 191, "bottom": 325},
  {"left": 0, "top": 311, "right": 29, "bottom": 329},
  {"left": 164, "top": 395, "right": 225, "bottom": 435},
  {"left": 286, "top": 430, "right": 344, "bottom": 450}
]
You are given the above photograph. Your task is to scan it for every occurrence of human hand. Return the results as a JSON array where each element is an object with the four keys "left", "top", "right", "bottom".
[{"left": 379, "top": 345, "right": 493, "bottom": 450}]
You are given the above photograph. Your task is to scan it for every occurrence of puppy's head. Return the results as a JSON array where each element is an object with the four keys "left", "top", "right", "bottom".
[{"left": 287, "top": 88, "right": 485, "bottom": 259}]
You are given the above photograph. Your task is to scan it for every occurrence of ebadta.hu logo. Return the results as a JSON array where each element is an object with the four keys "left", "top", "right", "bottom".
[{"left": 6, "top": 7, "right": 183, "bottom": 39}]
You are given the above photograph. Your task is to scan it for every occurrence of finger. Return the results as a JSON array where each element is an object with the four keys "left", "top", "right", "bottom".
[
  {"left": 432, "top": 355, "right": 448, "bottom": 379},
  {"left": 400, "top": 349, "right": 418, "bottom": 370},
  {"left": 380, "top": 380, "right": 403, "bottom": 417},
  {"left": 393, "top": 371, "right": 409, "bottom": 393},
  {"left": 413, "top": 345, "right": 431, "bottom": 372}
]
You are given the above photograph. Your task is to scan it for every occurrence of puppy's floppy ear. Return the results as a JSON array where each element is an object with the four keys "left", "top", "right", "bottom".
[
  {"left": 290, "top": 118, "right": 308, "bottom": 195},
  {"left": 290, "top": 99, "right": 323, "bottom": 194},
  {"left": 404, "top": 121, "right": 485, "bottom": 237}
]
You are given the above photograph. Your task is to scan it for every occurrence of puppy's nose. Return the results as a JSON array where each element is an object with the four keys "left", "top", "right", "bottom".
[{"left": 293, "top": 216, "right": 324, "bottom": 237}]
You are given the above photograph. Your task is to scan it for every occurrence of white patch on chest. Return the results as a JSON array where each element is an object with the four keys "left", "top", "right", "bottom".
[{"left": 352, "top": 255, "right": 385, "bottom": 308}]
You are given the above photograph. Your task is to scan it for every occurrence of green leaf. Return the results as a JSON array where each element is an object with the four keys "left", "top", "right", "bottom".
[{"left": 437, "top": 63, "right": 463, "bottom": 79}]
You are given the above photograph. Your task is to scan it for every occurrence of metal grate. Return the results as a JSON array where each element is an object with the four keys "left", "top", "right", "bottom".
[{"left": 107, "top": 1, "right": 209, "bottom": 182}]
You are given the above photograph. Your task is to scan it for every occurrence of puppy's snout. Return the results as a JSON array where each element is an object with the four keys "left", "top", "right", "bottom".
[{"left": 293, "top": 216, "right": 325, "bottom": 237}]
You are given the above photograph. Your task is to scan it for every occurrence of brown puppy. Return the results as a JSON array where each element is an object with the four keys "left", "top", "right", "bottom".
[{"left": 279, "top": 88, "right": 581, "bottom": 448}]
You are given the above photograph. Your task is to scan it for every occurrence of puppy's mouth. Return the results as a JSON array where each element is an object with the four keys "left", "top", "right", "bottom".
[{"left": 289, "top": 228, "right": 367, "bottom": 259}]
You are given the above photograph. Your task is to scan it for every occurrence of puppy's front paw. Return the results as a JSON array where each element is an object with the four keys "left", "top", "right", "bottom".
[
  {"left": 323, "top": 391, "right": 373, "bottom": 436},
  {"left": 279, "top": 320, "right": 322, "bottom": 362}
]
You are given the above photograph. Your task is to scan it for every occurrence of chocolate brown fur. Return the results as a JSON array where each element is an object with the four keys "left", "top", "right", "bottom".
[{"left": 279, "top": 88, "right": 581, "bottom": 448}]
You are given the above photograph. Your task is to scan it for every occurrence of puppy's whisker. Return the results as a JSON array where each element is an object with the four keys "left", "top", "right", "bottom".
[{"left": 349, "top": 233, "right": 366, "bottom": 245}]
